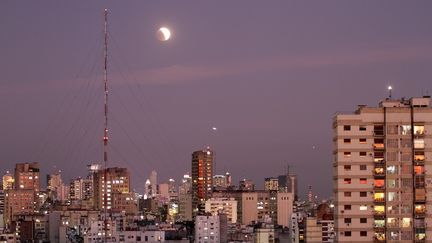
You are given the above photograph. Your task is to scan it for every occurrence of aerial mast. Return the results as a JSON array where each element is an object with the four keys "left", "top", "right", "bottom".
[{"left": 103, "top": 8, "right": 109, "bottom": 242}]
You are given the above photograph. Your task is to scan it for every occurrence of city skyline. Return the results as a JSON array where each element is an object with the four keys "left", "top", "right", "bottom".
[{"left": 2, "top": 1, "right": 432, "bottom": 199}]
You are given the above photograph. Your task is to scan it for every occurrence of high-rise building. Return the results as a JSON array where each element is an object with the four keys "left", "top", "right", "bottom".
[
  {"left": 2, "top": 171, "right": 14, "bottom": 191},
  {"left": 14, "top": 162, "right": 40, "bottom": 192},
  {"left": 264, "top": 177, "right": 279, "bottom": 191},
  {"left": 93, "top": 167, "right": 135, "bottom": 213},
  {"left": 192, "top": 147, "right": 214, "bottom": 214},
  {"left": 239, "top": 179, "right": 255, "bottom": 191},
  {"left": 334, "top": 96, "right": 431, "bottom": 242},
  {"left": 195, "top": 214, "right": 228, "bottom": 243},
  {"left": 149, "top": 170, "right": 157, "bottom": 197},
  {"left": 46, "top": 170, "right": 64, "bottom": 202}
]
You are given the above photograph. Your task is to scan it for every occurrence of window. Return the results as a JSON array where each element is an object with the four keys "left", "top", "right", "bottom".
[
  {"left": 359, "top": 126, "right": 367, "bottom": 131},
  {"left": 344, "top": 178, "right": 351, "bottom": 184},
  {"left": 401, "top": 125, "right": 411, "bottom": 135},
  {"left": 360, "top": 164, "right": 367, "bottom": 170},
  {"left": 344, "top": 125, "right": 351, "bottom": 131},
  {"left": 360, "top": 231, "right": 367, "bottom": 237},
  {"left": 344, "top": 138, "right": 351, "bottom": 143},
  {"left": 359, "top": 205, "right": 368, "bottom": 211},
  {"left": 359, "top": 138, "right": 367, "bottom": 144},
  {"left": 344, "top": 165, "right": 351, "bottom": 171},
  {"left": 344, "top": 192, "right": 351, "bottom": 197},
  {"left": 360, "top": 178, "right": 367, "bottom": 184},
  {"left": 414, "top": 125, "right": 425, "bottom": 135},
  {"left": 360, "top": 191, "right": 367, "bottom": 197},
  {"left": 344, "top": 231, "right": 352, "bottom": 237},
  {"left": 360, "top": 218, "right": 367, "bottom": 223},
  {"left": 359, "top": 151, "right": 367, "bottom": 157},
  {"left": 387, "top": 165, "right": 397, "bottom": 174},
  {"left": 344, "top": 152, "right": 351, "bottom": 158},
  {"left": 344, "top": 205, "right": 351, "bottom": 210},
  {"left": 344, "top": 218, "right": 352, "bottom": 224},
  {"left": 414, "top": 139, "right": 425, "bottom": 149}
]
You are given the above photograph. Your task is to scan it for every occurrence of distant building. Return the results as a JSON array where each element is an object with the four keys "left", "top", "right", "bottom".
[
  {"left": 192, "top": 147, "right": 214, "bottom": 215},
  {"left": 2, "top": 171, "right": 14, "bottom": 191},
  {"left": 195, "top": 214, "right": 227, "bottom": 243},
  {"left": 205, "top": 198, "right": 237, "bottom": 224},
  {"left": 239, "top": 179, "right": 254, "bottom": 191},
  {"left": 334, "top": 96, "right": 432, "bottom": 242},
  {"left": 93, "top": 167, "right": 136, "bottom": 213},
  {"left": 264, "top": 177, "right": 279, "bottom": 191}
]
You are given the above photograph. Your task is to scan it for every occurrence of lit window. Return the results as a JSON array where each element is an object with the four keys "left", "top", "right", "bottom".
[
  {"left": 360, "top": 178, "right": 367, "bottom": 184},
  {"left": 374, "top": 192, "right": 385, "bottom": 202},
  {"left": 359, "top": 205, "right": 368, "bottom": 211},
  {"left": 344, "top": 152, "right": 351, "bottom": 158},
  {"left": 414, "top": 139, "right": 425, "bottom": 149},
  {"left": 414, "top": 125, "right": 425, "bottom": 135},
  {"left": 344, "top": 178, "right": 351, "bottom": 184}
]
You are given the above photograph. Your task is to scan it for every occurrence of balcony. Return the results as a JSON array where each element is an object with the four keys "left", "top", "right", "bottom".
[
  {"left": 374, "top": 167, "right": 385, "bottom": 177},
  {"left": 415, "top": 188, "right": 426, "bottom": 202},
  {"left": 373, "top": 143, "right": 385, "bottom": 150}
]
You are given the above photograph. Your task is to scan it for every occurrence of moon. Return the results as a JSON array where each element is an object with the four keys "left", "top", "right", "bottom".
[
  {"left": 157, "top": 27, "right": 171, "bottom": 41},
  {"left": 212, "top": 127, "right": 217, "bottom": 131}
]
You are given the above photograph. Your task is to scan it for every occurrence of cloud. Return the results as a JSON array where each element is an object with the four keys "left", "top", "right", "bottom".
[{"left": 124, "top": 45, "right": 432, "bottom": 85}]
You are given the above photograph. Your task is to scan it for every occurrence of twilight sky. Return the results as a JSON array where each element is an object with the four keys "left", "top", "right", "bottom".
[{"left": 1, "top": 1, "right": 432, "bottom": 199}]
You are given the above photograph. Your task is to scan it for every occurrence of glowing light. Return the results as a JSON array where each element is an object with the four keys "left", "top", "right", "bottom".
[{"left": 157, "top": 27, "right": 171, "bottom": 41}]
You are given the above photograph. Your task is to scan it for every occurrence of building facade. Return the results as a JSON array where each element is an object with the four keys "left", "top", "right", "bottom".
[
  {"left": 334, "top": 96, "right": 432, "bottom": 242},
  {"left": 192, "top": 148, "right": 214, "bottom": 214}
]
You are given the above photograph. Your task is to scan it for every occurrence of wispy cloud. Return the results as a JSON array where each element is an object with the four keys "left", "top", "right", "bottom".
[{"left": 125, "top": 45, "right": 432, "bottom": 85}]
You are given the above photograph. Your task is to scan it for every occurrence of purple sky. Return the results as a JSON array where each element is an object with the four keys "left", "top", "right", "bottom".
[{"left": 1, "top": 1, "right": 432, "bottom": 199}]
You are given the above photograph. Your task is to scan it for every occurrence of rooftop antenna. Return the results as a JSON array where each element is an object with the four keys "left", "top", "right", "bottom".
[
  {"left": 387, "top": 85, "right": 393, "bottom": 99},
  {"left": 103, "top": 8, "right": 109, "bottom": 242}
]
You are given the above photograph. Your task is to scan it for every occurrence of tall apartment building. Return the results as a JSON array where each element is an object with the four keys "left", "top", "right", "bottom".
[
  {"left": 205, "top": 198, "right": 238, "bottom": 223},
  {"left": 334, "top": 96, "right": 431, "bottom": 242},
  {"left": 2, "top": 171, "right": 14, "bottom": 191},
  {"left": 93, "top": 167, "right": 135, "bottom": 212},
  {"left": 192, "top": 147, "right": 214, "bottom": 214},
  {"left": 14, "top": 162, "right": 40, "bottom": 192}
]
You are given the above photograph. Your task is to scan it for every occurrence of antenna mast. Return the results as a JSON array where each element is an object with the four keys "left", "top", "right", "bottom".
[{"left": 103, "top": 8, "right": 109, "bottom": 242}]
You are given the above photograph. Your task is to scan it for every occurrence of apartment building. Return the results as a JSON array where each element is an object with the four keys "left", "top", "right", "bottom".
[{"left": 334, "top": 96, "right": 432, "bottom": 242}]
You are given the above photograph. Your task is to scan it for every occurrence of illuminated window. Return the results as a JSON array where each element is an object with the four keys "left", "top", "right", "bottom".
[
  {"left": 374, "top": 219, "right": 385, "bottom": 227},
  {"left": 344, "top": 178, "right": 351, "bottom": 184},
  {"left": 401, "top": 125, "right": 411, "bottom": 135},
  {"left": 414, "top": 166, "right": 424, "bottom": 175},
  {"left": 374, "top": 192, "right": 385, "bottom": 202},
  {"left": 402, "top": 218, "right": 411, "bottom": 228},
  {"left": 388, "top": 192, "right": 397, "bottom": 201},
  {"left": 360, "top": 178, "right": 367, "bottom": 184},
  {"left": 374, "top": 205, "right": 385, "bottom": 214},
  {"left": 414, "top": 125, "right": 425, "bottom": 135},
  {"left": 414, "top": 139, "right": 425, "bottom": 149},
  {"left": 344, "top": 152, "right": 351, "bottom": 158},
  {"left": 387, "top": 165, "right": 397, "bottom": 174},
  {"left": 387, "top": 218, "right": 398, "bottom": 227},
  {"left": 374, "top": 179, "right": 384, "bottom": 187},
  {"left": 359, "top": 205, "right": 368, "bottom": 211},
  {"left": 415, "top": 151, "right": 425, "bottom": 161}
]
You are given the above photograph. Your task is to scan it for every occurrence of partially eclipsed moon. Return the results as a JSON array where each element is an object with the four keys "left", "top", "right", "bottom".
[{"left": 157, "top": 27, "right": 171, "bottom": 41}]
